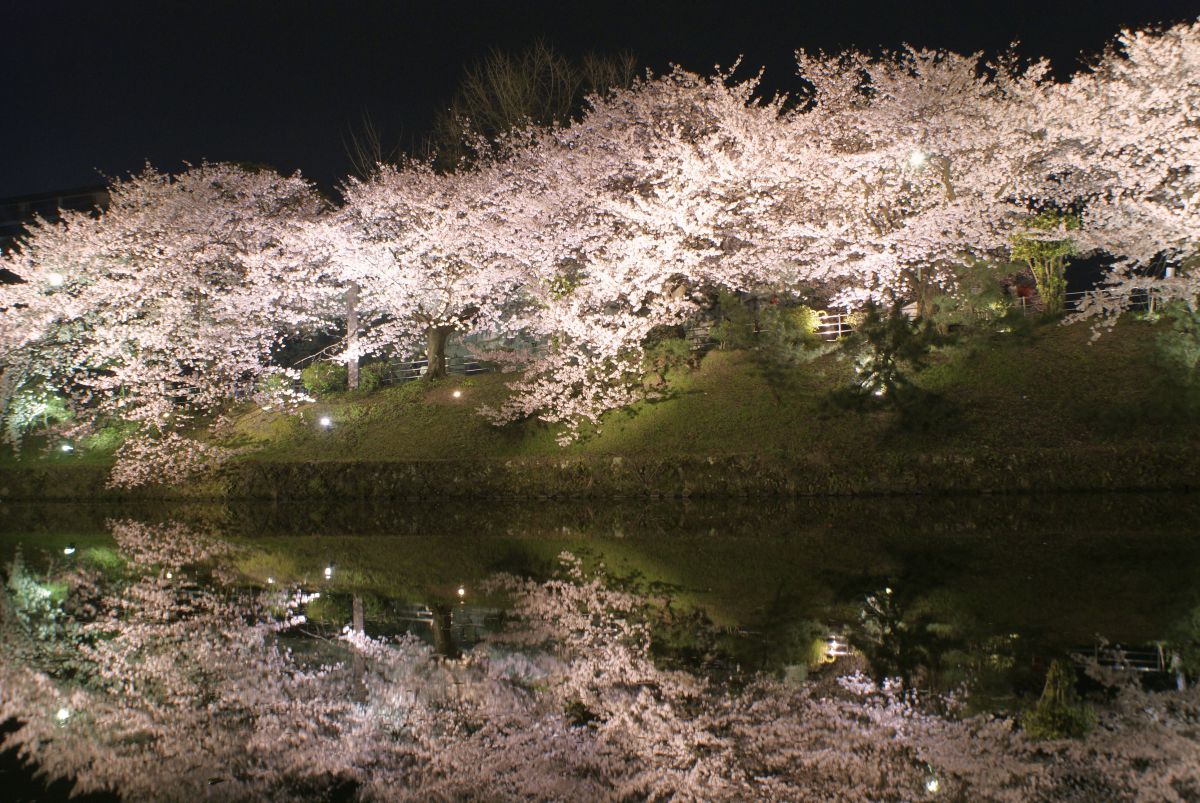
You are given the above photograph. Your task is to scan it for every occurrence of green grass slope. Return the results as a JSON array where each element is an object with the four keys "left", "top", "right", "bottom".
[{"left": 222, "top": 317, "right": 1198, "bottom": 464}]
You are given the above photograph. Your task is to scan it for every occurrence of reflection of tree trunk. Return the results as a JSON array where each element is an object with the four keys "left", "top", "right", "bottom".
[
  {"left": 346, "top": 283, "right": 360, "bottom": 390},
  {"left": 431, "top": 603, "right": 459, "bottom": 659},
  {"left": 352, "top": 594, "right": 364, "bottom": 633},
  {"left": 424, "top": 325, "right": 454, "bottom": 380},
  {"left": 351, "top": 594, "right": 366, "bottom": 702}
]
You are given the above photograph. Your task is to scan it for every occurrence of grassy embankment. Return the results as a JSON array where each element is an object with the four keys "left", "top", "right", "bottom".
[
  {"left": 2, "top": 316, "right": 1199, "bottom": 498},
  {"left": 235, "top": 317, "right": 1190, "bottom": 459}
]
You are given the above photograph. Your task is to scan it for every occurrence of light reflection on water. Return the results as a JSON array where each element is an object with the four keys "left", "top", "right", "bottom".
[{"left": 1, "top": 495, "right": 1199, "bottom": 800}]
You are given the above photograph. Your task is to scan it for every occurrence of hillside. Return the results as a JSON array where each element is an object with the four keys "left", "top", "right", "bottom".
[{"left": 225, "top": 317, "right": 1194, "bottom": 461}]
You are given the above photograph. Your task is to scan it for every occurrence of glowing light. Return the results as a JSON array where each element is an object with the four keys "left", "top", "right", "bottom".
[
  {"left": 63, "top": 545, "right": 76, "bottom": 556},
  {"left": 166, "top": 571, "right": 173, "bottom": 579},
  {"left": 925, "top": 776, "right": 940, "bottom": 794},
  {"left": 55, "top": 707, "right": 70, "bottom": 722},
  {"left": 452, "top": 390, "right": 462, "bottom": 399},
  {"left": 884, "top": 587, "right": 893, "bottom": 595},
  {"left": 909, "top": 149, "right": 927, "bottom": 169},
  {"left": 324, "top": 564, "right": 334, "bottom": 580},
  {"left": 457, "top": 586, "right": 466, "bottom": 598},
  {"left": 60, "top": 443, "right": 74, "bottom": 453},
  {"left": 319, "top": 416, "right": 333, "bottom": 428},
  {"left": 46, "top": 272, "right": 65, "bottom": 287},
  {"left": 267, "top": 576, "right": 275, "bottom": 585}
]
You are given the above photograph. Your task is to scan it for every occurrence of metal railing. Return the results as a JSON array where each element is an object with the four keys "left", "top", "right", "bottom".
[
  {"left": 815, "top": 313, "right": 855, "bottom": 341},
  {"left": 1074, "top": 642, "right": 1171, "bottom": 674},
  {"left": 1014, "top": 287, "right": 1159, "bottom": 315},
  {"left": 380, "top": 356, "right": 492, "bottom": 383}
]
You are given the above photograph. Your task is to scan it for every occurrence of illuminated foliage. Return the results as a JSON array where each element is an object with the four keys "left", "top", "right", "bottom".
[{"left": 1010, "top": 213, "right": 1080, "bottom": 314}]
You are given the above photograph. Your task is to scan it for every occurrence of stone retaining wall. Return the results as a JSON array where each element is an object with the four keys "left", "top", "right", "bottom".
[{"left": 1, "top": 445, "right": 1196, "bottom": 501}]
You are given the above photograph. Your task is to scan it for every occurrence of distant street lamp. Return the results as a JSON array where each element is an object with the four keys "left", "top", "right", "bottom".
[
  {"left": 452, "top": 390, "right": 462, "bottom": 399},
  {"left": 319, "top": 416, "right": 333, "bottom": 429},
  {"left": 59, "top": 443, "right": 74, "bottom": 453}
]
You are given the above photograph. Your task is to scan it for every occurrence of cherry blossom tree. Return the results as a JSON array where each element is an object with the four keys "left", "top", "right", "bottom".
[
  {"left": 1061, "top": 23, "right": 1200, "bottom": 325},
  {"left": 326, "top": 159, "right": 534, "bottom": 379},
  {"left": 0, "top": 163, "right": 331, "bottom": 485},
  {"left": 478, "top": 69, "right": 824, "bottom": 439},
  {"left": 790, "top": 45, "right": 1073, "bottom": 315}
]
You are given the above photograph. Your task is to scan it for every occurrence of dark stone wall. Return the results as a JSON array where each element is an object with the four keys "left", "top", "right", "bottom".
[{"left": 2, "top": 445, "right": 1197, "bottom": 502}]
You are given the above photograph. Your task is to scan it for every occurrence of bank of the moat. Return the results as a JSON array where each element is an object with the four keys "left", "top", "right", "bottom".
[
  {"left": 3, "top": 443, "right": 1199, "bottom": 501},
  {"left": 5, "top": 323, "right": 1200, "bottom": 502}
]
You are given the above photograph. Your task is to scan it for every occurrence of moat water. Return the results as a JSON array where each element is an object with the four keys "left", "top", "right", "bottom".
[{"left": 2, "top": 493, "right": 1198, "bottom": 800}]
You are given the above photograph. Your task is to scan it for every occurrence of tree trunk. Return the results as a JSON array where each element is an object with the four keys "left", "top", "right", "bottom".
[
  {"left": 916, "top": 270, "right": 929, "bottom": 320},
  {"left": 346, "top": 283, "right": 360, "bottom": 390},
  {"left": 424, "top": 325, "right": 454, "bottom": 380},
  {"left": 1029, "top": 257, "right": 1066, "bottom": 315}
]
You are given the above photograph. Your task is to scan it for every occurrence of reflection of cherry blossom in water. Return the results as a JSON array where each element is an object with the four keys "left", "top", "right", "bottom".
[{"left": 1, "top": 523, "right": 1198, "bottom": 801}]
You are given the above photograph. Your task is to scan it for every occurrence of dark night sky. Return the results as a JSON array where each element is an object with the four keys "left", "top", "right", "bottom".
[{"left": 4, "top": 0, "right": 1198, "bottom": 200}]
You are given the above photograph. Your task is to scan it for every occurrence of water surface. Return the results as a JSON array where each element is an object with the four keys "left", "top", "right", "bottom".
[{"left": 2, "top": 494, "right": 1199, "bottom": 800}]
